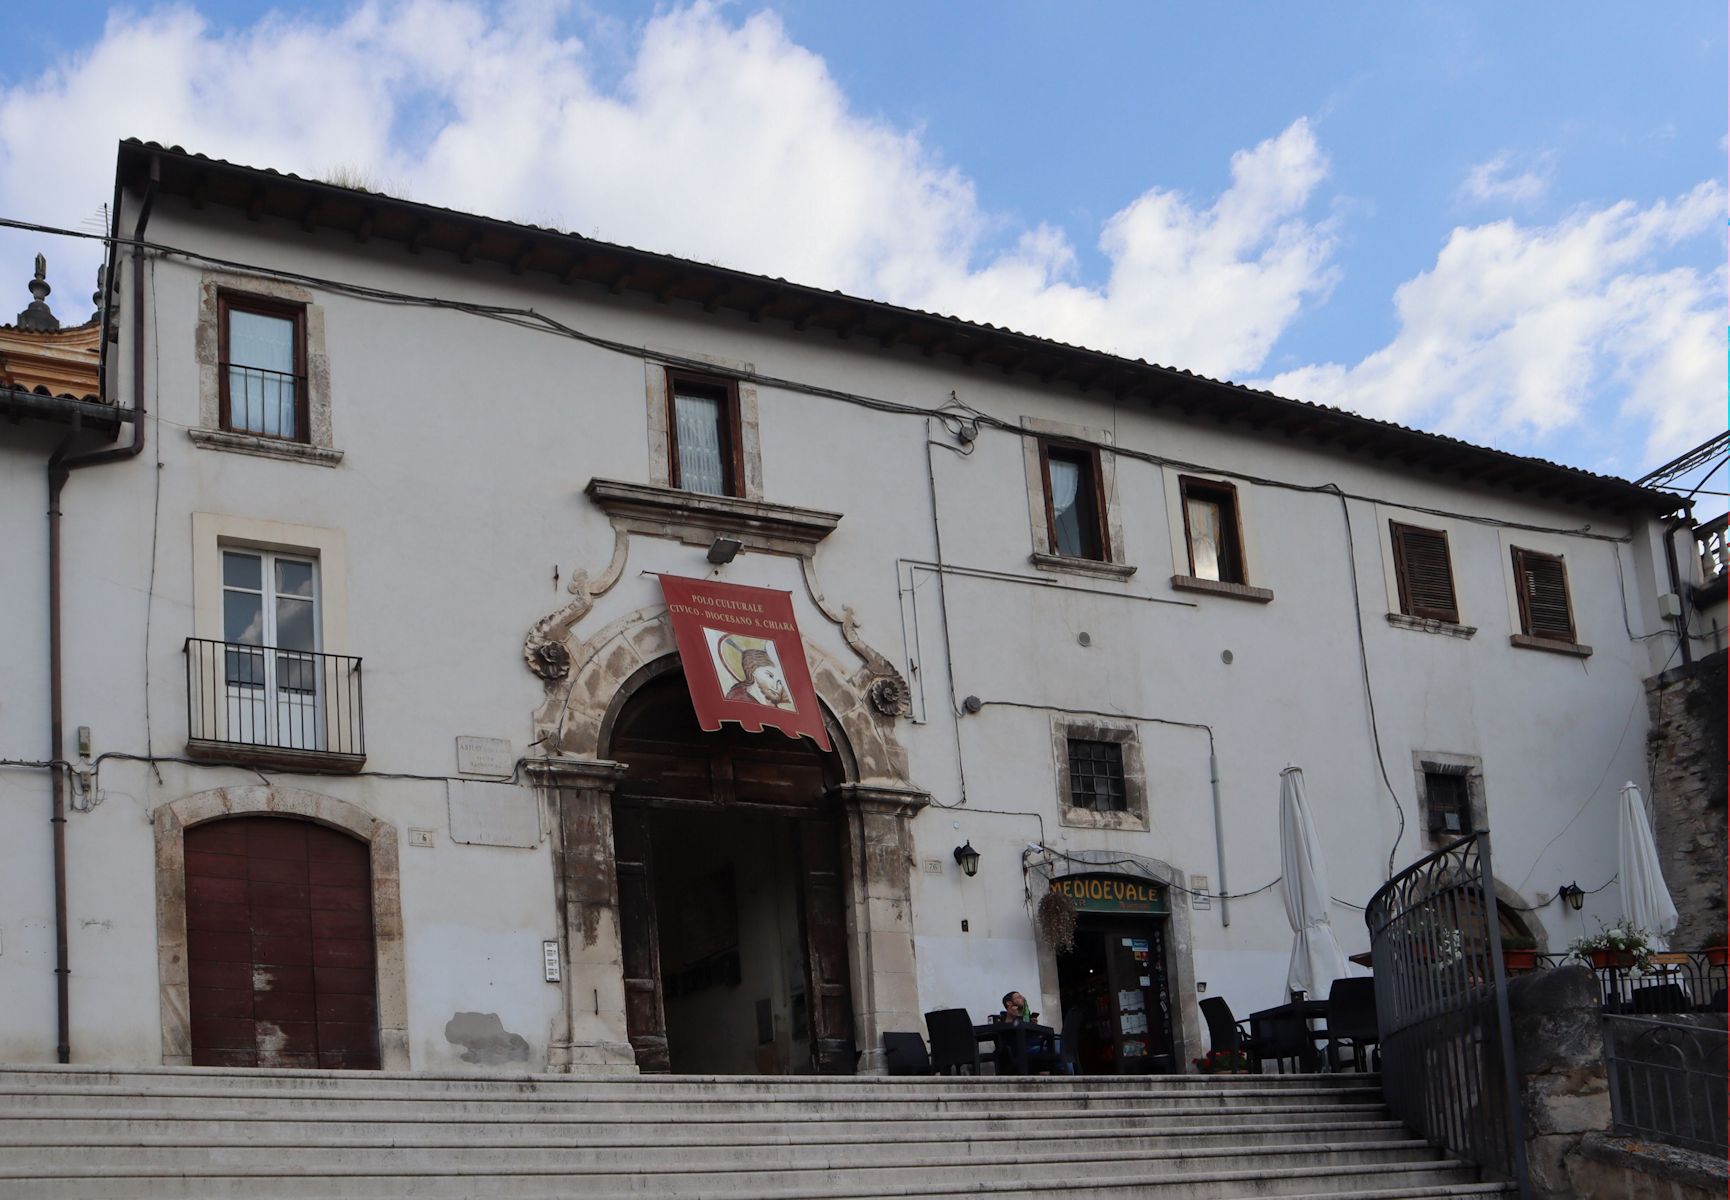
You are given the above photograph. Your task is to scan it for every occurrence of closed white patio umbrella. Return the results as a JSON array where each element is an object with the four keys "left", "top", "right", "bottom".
[
  {"left": 1618, "top": 781, "right": 1678, "bottom": 951},
  {"left": 1280, "top": 767, "right": 1352, "bottom": 998}
]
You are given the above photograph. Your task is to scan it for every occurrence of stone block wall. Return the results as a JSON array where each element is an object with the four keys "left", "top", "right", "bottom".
[
  {"left": 1644, "top": 650, "right": 1727, "bottom": 949},
  {"left": 1508, "top": 965, "right": 1729, "bottom": 1200}
]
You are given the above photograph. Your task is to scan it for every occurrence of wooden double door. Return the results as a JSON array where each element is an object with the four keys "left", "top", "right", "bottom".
[
  {"left": 611, "top": 674, "right": 855, "bottom": 1074},
  {"left": 183, "top": 816, "right": 380, "bottom": 1069}
]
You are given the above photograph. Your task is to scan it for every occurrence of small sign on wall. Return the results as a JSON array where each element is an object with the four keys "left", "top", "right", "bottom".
[
  {"left": 1190, "top": 875, "right": 1211, "bottom": 911},
  {"left": 455, "top": 735, "right": 515, "bottom": 777},
  {"left": 446, "top": 780, "right": 540, "bottom": 848}
]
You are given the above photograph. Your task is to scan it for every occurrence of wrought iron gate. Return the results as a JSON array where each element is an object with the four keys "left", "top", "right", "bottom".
[{"left": 1365, "top": 833, "right": 1530, "bottom": 1196}]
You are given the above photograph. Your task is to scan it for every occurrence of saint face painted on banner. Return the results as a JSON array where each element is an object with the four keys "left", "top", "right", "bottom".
[{"left": 705, "top": 630, "right": 798, "bottom": 712}]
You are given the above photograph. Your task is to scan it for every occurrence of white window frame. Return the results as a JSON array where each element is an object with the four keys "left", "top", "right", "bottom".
[{"left": 220, "top": 548, "right": 325, "bottom": 751}]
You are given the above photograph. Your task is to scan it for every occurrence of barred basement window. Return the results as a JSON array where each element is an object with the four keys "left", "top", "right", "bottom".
[
  {"left": 1511, "top": 546, "right": 1576, "bottom": 642},
  {"left": 1424, "top": 769, "right": 1473, "bottom": 837},
  {"left": 1391, "top": 522, "right": 1460, "bottom": 623},
  {"left": 1067, "top": 739, "right": 1126, "bottom": 812}
]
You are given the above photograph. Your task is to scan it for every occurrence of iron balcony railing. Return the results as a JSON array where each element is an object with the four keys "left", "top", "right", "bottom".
[
  {"left": 220, "top": 362, "right": 305, "bottom": 440},
  {"left": 184, "top": 637, "right": 364, "bottom": 760},
  {"left": 1604, "top": 1014, "right": 1728, "bottom": 1157},
  {"left": 1530, "top": 950, "right": 1728, "bottom": 1014},
  {"left": 1365, "top": 832, "right": 1529, "bottom": 1197}
]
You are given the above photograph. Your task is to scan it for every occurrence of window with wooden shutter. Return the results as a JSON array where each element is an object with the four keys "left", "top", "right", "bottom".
[
  {"left": 1390, "top": 522, "right": 1459, "bottom": 623},
  {"left": 1511, "top": 547, "right": 1576, "bottom": 642}
]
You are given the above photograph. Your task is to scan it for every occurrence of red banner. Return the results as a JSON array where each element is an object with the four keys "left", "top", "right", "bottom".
[{"left": 657, "top": 575, "right": 831, "bottom": 750}]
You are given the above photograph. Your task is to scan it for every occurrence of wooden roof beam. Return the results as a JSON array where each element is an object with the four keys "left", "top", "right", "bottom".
[
  {"left": 459, "top": 232, "right": 485, "bottom": 264},
  {"left": 354, "top": 208, "right": 375, "bottom": 243}
]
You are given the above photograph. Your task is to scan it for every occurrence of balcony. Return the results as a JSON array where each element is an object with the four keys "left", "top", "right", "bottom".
[{"left": 184, "top": 637, "right": 366, "bottom": 772}]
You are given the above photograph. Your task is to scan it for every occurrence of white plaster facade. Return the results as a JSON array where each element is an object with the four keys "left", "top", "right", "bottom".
[{"left": 0, "top": 144, "right": 1713, "bottom": 1074}]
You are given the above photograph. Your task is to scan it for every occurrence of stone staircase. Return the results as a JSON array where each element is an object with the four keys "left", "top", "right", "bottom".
[{"left": 0, "top": 1066, "right": 1517, "bottom": 1198}]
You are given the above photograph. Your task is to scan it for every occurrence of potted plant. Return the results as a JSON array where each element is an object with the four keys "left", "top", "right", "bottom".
[
  {"left": 1567, "top": 921, "right": 1652, "bottom": 971},
  {"left": 1705, "top": 946, "right": 1728, "bottom": 968},
  {"left": 1500, "top": 933, "right": 1539, "bottom": 973},
  {"left": 1193, "top": 1048, "right": 1253, "bottom": 1074}
]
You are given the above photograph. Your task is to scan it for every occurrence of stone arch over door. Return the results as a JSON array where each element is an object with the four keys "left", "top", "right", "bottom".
[
  {"left": 154, "top": 785, "right": 408, "bottom": 1069},
  {"left": 529, "top": 616, "right": 928, "bottom": 1073},
  {"left": 536, "top": 606, "right": 908, "bottom": 785}
]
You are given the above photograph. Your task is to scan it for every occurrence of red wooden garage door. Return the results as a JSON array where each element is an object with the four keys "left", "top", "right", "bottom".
[{"left": 184, "top": 816, "right": 380, "bottom": 1069}]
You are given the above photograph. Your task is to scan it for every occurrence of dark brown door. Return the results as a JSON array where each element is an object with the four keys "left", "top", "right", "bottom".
[
  {"left": 611, "top": 671, "right": 855, "bottom": 1074},
  {"left": 184, "top": 816, "right": 380, "bottom": 1069},
  {"left": 613, "top": 800, "right": 671, "bottom": 1072},
  {"left": 798, "top": 816, "right": 854, "bottom": 1072}
]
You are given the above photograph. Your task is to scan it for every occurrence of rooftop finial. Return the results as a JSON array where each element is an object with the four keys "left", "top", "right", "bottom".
[{"left": 16, "top": 253, "right": 60, "bottom": 331}]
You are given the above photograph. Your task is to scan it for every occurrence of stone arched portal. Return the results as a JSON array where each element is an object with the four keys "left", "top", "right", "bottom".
[{"left": 527, "top": 618, "right": 928, "bottom": 1075}]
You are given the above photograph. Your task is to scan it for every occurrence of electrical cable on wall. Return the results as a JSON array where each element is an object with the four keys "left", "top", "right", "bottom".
[{"left": 1, "top": 212, "right": 1664, "bottom": 544}]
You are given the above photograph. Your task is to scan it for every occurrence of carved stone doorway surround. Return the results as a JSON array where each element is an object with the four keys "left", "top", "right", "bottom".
[
  {"left": 153, "top": 785, "right": 409, "bottom": 1070},
  {"left": 1031, "top": 854, "right": 1203, "bottom": 1074},
  {"left": 527, "top": 755, "right": 928, "bottom": 1076}
]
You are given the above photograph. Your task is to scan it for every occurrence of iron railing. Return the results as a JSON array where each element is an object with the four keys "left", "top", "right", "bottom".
[
  {"left": 1530, "top": 950, "right": 1728, "bottom": 1014},
  {"left": 1366, "top": 833, "right": 1529, "bottom": 1196},
  {"left": 185, "top": 637, "right": 364, "bottom": 758},
  {"left": 220, "top": 362, "right": 304, "bottom": 440},
  {"left": 1604, "top": 1014, "right": 1728, "bottom": 1157}
]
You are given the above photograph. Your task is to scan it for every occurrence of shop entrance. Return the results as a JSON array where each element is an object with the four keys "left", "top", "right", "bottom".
[
  {"left": 1052, "top": 875, "right": 1176, "bottom": 1074},
  {"left": 609, "top": 671, "right": 854, "bottom": 1074}
]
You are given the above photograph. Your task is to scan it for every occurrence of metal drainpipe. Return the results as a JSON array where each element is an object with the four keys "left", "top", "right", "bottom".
[
  {"left": 1661, "top": 514, "right": 1694, "bottom": 670},
  {"left": 44, "top": 155, "right": 157, "bottom": 1062},
  {"left": 1209, "top": 748, "right": 1230, "bottom": 927}
]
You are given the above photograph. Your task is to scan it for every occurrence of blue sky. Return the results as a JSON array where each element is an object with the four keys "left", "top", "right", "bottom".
[{"left": 2, "top": 2, "right": 1723, "bottom": 502}]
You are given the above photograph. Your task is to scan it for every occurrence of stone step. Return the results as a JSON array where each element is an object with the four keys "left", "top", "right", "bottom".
[
  {"left": 0, "top": 1117, "right": 1414, "bottom": 1152},
  {"left": 0, "top": 1135, "right": 1442, "bottom": 1172},
  {"left": 0, "top": 1158, "right": 1482, "bottom": 1199},
  {"left": 0, "top": 1067, "right": 1374, "bottom": 1098},
  {"left": 0, "top": 1085, "right": 1385, "bottom": 1118}
]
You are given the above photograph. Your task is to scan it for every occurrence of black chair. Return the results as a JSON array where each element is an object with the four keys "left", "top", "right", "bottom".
[
  {"left": 1199, "top": 996, "right": 1260, "bottom": 1070},
  {"left": 1325, "top": 977, "right": 1380, "bottom": 1072},
  {"left": 882, "top": 1031, "right": 933, "bottom": 1075},
  {"left": 1249, "top": 1011, "right": 1310, "bottom": 1074},
  {"left": 1630, "top": 983, "right": 1688, "bottom": 1015},
  {"left": 924, "top": 1008, "right": 981, "bottom": 1075}
]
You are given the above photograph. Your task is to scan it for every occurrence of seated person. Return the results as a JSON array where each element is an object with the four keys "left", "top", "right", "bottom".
[
  {"left": 993, "top": 991, "right": 1053, "bottom": 1074},
  {"left": 998, "top": 991, "right": 1036, "bottom": 1024}
]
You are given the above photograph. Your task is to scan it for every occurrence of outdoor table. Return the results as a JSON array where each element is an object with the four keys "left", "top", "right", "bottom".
[
  {"left": 1247, "top": 999, "right": 1330, "bottom": 1072},
  {"left": 974, "top": 1021, "right": 1056, "bottom": 1075}
]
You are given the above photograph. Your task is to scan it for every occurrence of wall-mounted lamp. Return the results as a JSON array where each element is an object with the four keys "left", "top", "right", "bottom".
[
  {"left": 1558, "top": 882, "right": 1585, "bottom": 911},
  {"left": 953, "top": 841, "right": 981, "bottom": 877},
  {"left": 707, "top": 535, "right": 743, "bottom": 565}
]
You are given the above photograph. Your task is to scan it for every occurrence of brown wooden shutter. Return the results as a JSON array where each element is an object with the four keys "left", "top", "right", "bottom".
[
  {"left": 1512, "top": 547, "right": 1575, "bottom": 641},
  {"left": 1391, "top": 523, "right": 1460, "bottom": 623}
]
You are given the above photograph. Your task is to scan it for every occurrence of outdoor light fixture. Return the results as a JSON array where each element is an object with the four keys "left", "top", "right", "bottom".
[
  {"left": 707, "top": 535, "right": 743, "bottom": 565},
  {"left": 1558, "top": 882, "right": 1585, "bottom": 911},
  {"left": 953, "top": 841, "right": 981, "bottom": 877}
]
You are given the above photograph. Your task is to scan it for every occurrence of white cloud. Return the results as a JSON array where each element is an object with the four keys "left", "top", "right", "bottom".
[
  {"left": 0, "top": 2, "right": 1334, "bottom": 382},
  {"left": 0, "top": 2, "right": 1714, "bottom": 475},
  {"left": 1459, "top": 151, "right": 1554, "bottom": 207},
  {"left": 1259, "top": 182, "right": 1726, "bottom": 462}
]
